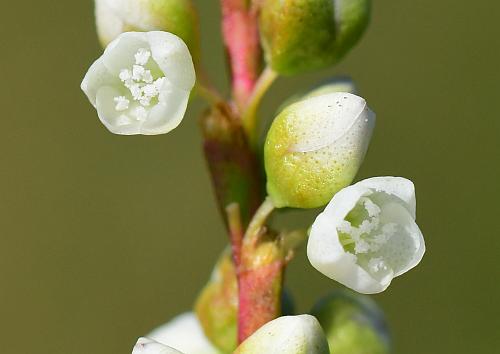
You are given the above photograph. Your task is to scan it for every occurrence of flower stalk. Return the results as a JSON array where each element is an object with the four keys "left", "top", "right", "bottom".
[{"left": 220, "top": 0, "right": 261, "bottom": 109}]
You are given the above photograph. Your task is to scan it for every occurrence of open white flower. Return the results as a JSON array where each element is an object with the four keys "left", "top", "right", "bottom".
[
  {"left": 307, "top": 177, "right": 425, "bottom": 294},
  {"left": 132, "top": 337, "right": 184, "bottom": 354},
  {"left": 147, "top": 312, "right": 219, "bottom": 354},
  {"left": 81, "top": 31, "right": 195, "bottom": 135}
]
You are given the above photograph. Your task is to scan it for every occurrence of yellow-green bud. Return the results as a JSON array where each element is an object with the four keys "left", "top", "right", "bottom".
[
  {"left": 259, "top": 0, "right": 371, "bottom": 75},
  {"left": 311, "top": 291, "right": 390, "bottom": 354},
  {"left": 264, "top": 92, "right": 375, "bottom": 209},
  {"left": 234, "top": 315, "right": 330, "bottom": 354},
  {"left": 95, "top": 0, "right": 200, "bottom": 61},
  {"left": 194, "top": 249, "right": 238, "bottom": 353}
]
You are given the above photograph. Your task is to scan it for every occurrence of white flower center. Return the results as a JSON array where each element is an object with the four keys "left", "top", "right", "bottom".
[
  {"left": 338, "top": 196, "right": 398, "bottom": 276},
  {"left": 114, "top": 48, "right": 166, "bottom": 121}
]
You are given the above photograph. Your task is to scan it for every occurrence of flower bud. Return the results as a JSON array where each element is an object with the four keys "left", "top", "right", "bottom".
[
  {"left": 311, "top": 291, "right": 390, "bottom": 354},
  {"left": 147, "top": 312, "right": 219, "bottom": 354},
  {"left": 195, "top": 249, "right": 238, "bottom": 353},
  {"left": 132, "top": 337, "right": 184, "bottom": 354},
  {"left": 307, "top": 177, "right": 425, "bottom": 294},
  {"left": 81, "top": 31, "right": 196, "bottom": 135},
  {"left": 264, "top": 92, "right": 375, "bottom": 208},
  {"left": 95, "top": 0, "right": 200, "bottom": 60},
  {"left": 234, "top": 315, "right": 330, "bottom": 354},
  {"left": 259, "top": 0, "right": 371, "bottom": 75}
]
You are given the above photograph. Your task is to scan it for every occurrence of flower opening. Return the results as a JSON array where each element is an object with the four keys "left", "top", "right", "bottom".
[{"left": 307, "top": 177, "right": 425, "bottom": 294}]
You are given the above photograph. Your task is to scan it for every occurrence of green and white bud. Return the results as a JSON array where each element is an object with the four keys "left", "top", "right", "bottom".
[
  {"left": 259, "top": 0, "right": 371, "bottom": 75},
  {"left": 95, "top": 0, "right": 200, "bottom": 60},
  {"left": 264, "top": 92, "right": 375, "bottom": 209},
  {"left": 234, "top": 315, "right": 330, "bottom": 354},
  {"left": 310, "top": 291, "right": 390, "bottom": 354}
]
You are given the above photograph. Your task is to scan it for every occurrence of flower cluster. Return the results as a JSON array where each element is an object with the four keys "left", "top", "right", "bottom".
[{"left": 80, "top": 0, "right": 426, "bottom": 353}]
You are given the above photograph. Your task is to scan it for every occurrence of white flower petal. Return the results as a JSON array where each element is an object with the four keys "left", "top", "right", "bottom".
[
  {"left": 139, "top": 83, "right": 190, "bottom": 135},
  {"left": 376, "top": 202, "right": 425, "bottom": 276},
  {"left": 356, "top": 176, "right": 416, "bottom": 218},
  {"left": 308, "top": 213, "right": 392, "bottom": 294},
  {"left": 147, "top": 31, "right": 196, "bottom": 91},
  {"left": 103, "top": 32, "right": 149, "bottom": 75},
  {"left": 290, "top": 92, "right": 375, "bottom": 154},
  {"left": 95, "top": 86, "right": 141, "bottom": 135},
  {"left": 81, "top": 58, "right": 120, "bottom": 107},
  {"left": 132, "top": 337, "right": 184, "bottom": 354},
  {"left": 148, "top": 312, "right": 219, "bottom": 354}
]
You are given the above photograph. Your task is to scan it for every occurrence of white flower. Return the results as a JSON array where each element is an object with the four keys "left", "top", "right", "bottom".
[
  {"left": 234, "top": 315, "right": 329, "bottom": 354},
  {"left": 81, "top": 31, "right": 195, "bottom": 135},
  {"left": 307, "top": 177, "right": 425, "bottom": 294},
  {"left": 132, "top": 337, "right": 184, "bottom": 354},
  {"left": 147, "top": 312, "right": 219, "bottom": 354}
]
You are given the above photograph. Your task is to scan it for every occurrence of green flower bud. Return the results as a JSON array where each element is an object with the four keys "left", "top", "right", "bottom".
[
  {"left": 264, "top": 92, "right": 375, "bottom": 209},
  {"left": 234, "top": 315, "right": 330, "bottom": 354},
  {"left": 259, "top": 0, "right": 371, "bottom": 75},
  {"left": 95, "top": 0, "right": 200, "bottom": 61},
  {"left": 310, "top": 291, "right": 390, "bottom": 354},
  {"left": 195, "top": 249, "right": 238, "bottom": 353}
]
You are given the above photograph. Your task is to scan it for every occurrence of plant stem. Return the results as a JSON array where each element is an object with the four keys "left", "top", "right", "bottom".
[
  {"left": 226, "top": 203, "right": 244, "bottom": 269},
  {"left": 237, "top": 197, "right": 286, "bottom": 343},
  {"left": 242, "top": 66, "right": 278, "bottom": 147},
  {"left": 220, "top": 0, "right": 261, "bottom": 110}
]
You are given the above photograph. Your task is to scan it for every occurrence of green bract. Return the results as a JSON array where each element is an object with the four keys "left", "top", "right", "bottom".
[
  {"left": 264, "top": 92, "right": 375, "bottom": 209},
  {"left": 311, "top": 291, "right": 390, "bottom": 354},
  {"left": 259, "top": 0, "right": 371, "bottom": 75},
  {"left": 95, "top": 0, "right": 200, "bottom": 61}
]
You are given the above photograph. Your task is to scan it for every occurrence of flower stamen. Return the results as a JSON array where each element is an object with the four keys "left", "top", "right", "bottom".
[{"left": 113, "top": 48, "right": 166, "bottom": 116}]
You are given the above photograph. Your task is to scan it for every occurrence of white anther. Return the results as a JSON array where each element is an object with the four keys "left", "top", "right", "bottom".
[
  {"left": 135, "top": 48, "right": 151, "bottom": 66},
  {"left": 114, "top": 96, "right": 130, "bottom": 111}
]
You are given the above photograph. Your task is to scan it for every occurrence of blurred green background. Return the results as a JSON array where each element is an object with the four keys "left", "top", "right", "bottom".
[{"left": 1, "top": 1, "right": 499, "bottom": 353}]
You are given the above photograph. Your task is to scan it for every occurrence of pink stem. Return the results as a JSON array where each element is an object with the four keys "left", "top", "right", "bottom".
[{"left": 220, "top": 0, "right": 261, "bottom": 109}]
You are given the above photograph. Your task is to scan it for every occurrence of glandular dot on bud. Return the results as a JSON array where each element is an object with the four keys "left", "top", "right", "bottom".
[
  {"left": 259, "top": 0, "right": 371, "bottom": 75},
  {"left": 264, "top": 92, "right": 375, "bottom": 209}
]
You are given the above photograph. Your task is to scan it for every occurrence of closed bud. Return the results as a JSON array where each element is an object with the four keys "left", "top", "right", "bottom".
[
  {"left": 310, "top": 291, "right": 390, "bottom": 354},
  {"left": 195, "top": 249, "right": 238, "bottom": 353},
  {"left": 259, "top": 0, "right": 371, "bottom": 75},
  {"left": 95, "top": 0, "right": 200, "bottom": 61},
  {"left": 234, "top": 315, "right": 330, "bottom": 354},
  {"left": 264, "top": 92, "right": 375, "bottom": 209}
]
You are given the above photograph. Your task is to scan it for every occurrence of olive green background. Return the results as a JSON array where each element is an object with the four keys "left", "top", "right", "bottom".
[{"left": 1, "top": 1, "right": 499, "bottom": 353}]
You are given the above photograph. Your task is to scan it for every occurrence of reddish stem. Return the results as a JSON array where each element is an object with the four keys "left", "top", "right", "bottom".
[
  {"left": 237, "top": 260, "right": 284, "bottom": 342},
  {"left": 220, "top": 0, "right": 261, "bottom": 109}
]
